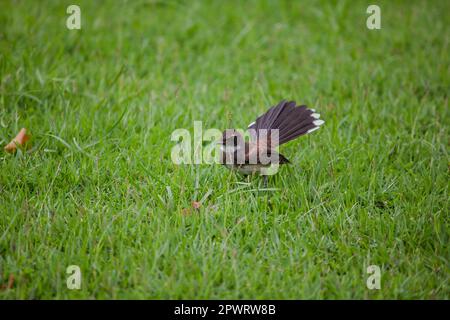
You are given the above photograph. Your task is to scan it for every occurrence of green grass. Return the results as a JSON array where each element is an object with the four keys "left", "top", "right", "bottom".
[{"left": 0, "top": 0, "right": 448, "bottom": 299}]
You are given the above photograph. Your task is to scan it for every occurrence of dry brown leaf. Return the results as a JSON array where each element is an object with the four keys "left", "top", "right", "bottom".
[
  {"left": 4, "top": 128, "right": 30, "bottom": 153},
  {"left": 0, "top": 274, "right": 14, "bottom": 290},
  {"left": 192, "top": 201, "right": 201, "bottom": 210},
  {"left": 7, "top": 274, "right": 14, "bottom": 289},
  {"left": 181, "top": 201, "right": 202, "bottom": 216}
]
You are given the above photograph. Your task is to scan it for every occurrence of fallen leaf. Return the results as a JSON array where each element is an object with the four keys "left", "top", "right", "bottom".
[
  {"left": 192, "top": 201, "right": 201, "bottom": 210},
  {"left": 7, "top": 274, "right": 14, "bottom": 289},
  {"left": 4, "top": 128, "right": 30, "bottom": 153},
  {"left": 0, "top": 274, "right": 14, "bottom": 290},
  {"left": 180, "top": 201, "right": 202, "bottom": 216}
]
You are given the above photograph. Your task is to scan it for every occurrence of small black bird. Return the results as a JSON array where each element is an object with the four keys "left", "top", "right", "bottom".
[{"left": 219, "top": 100, "right": 324, "bottom": 181}]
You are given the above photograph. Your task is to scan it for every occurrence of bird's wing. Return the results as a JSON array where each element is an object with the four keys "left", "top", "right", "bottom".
[{"left": 244, "top": 142, "right": 289, "bottom": 165}]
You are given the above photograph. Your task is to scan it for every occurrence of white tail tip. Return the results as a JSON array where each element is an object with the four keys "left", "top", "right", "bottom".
[
  {"left": 307, "top": 127, "right": 320, "bottom": 134},
  {"left": 313, "top": 119, "right": 325, "bottom": 126}
]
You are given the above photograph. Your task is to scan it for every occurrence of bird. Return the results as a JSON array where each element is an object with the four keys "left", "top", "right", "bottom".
[{"left": 218, "top": 100, "right": 324, "bottom": 185}]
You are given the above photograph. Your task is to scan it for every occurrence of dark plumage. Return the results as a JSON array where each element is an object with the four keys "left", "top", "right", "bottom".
[
  {"left": 248, "top": 100, "right": 322, "bottom": 145},
  {"left": 220, "top": 100, "right": 324, "bottom": 176}
]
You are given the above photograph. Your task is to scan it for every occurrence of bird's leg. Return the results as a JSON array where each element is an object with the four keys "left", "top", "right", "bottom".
[
  {"left": 261, "top": 175, "right": 273, "bottom": 206},
  {"left": 262, "top": 175, "right": 268, "bottom": 188}
]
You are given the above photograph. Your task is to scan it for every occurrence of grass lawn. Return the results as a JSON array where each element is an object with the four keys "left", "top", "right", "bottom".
[{"left": 0, "top": 0, "right": 448, "bottom": 299}]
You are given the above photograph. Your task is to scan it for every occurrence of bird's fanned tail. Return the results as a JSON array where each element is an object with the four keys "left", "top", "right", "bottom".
[{"left": 248, "top": 100, "right": 324, "bottom": 145}]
